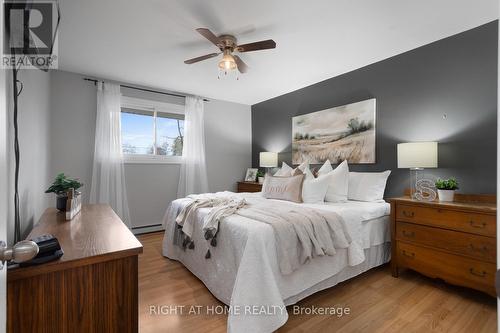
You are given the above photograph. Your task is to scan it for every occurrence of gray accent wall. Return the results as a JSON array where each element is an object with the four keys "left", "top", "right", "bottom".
[{"left": 252, "top": 21, "right": 498, "bottom": 197}]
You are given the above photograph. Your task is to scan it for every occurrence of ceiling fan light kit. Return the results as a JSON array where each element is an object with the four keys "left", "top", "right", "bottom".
[
  {"left": 184, "top": 28, "right": 276, "bottom": 78},
  {"left": 218, "top": 50, "right": 237, "bottom": 71}
]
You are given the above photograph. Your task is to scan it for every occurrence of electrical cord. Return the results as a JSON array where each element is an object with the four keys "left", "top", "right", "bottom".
[{"left": 12, "top": 65, "right": 22, "bottom": 243}]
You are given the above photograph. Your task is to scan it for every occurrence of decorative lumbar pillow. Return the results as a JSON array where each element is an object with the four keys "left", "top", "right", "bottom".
[
  {"left": 317, "top": 160, "right": 349, "bottom": 202},
  {"left": 302, "top": 173, "right": 331, "bottom": 203},
  {"left": 262, "top": 174, "right": 305, "bottom": 203},
  {"left": 274, "top": 162, "right": 293, "bottom": 176},
  {"left": 348, "top": 171, "right": 391, "bottom": 202}
]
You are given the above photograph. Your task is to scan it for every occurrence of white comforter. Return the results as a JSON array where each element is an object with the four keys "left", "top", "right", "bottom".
[{"left": 162, "top": 192, "right": 390, "bottom": 333}]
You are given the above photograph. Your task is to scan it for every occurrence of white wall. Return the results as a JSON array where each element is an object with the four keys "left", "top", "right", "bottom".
[
  {"left": 50, "top": 71, "right": 97, "bottom": 201},
  {"left": 7, "top": 69, "right": 52, "bottom": 243},
  {"left": 49, "top": 70, "right": 252, "bottom": 231},
  {"left": 205, "top": 99, "right": 253, "bottom": 192}
]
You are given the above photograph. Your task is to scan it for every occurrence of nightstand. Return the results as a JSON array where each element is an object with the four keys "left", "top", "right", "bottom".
[
  {"left": 237, "top": 181, "right": 262, "bottom": 193},
  {"left": 390, "top": 195, "right": 496, "bottom": 296}
]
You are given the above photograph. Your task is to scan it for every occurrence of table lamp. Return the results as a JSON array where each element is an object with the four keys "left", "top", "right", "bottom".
[
  {"left": 397, "top": 142, "right": 438, "bottom": 200},
  {"left": 259, "top": 152, "right": 278, "bottom": 175}
]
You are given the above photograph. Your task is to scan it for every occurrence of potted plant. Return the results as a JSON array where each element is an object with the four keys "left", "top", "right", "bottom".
[
  {"left": 435, "top": 178, "right": 459, "bottom": 202},
  {"left": 257, "top": 170, "right": 265, "bottom": 184},
  {"left": 45, "top": 173, "right": 83, "bottom": 211}
]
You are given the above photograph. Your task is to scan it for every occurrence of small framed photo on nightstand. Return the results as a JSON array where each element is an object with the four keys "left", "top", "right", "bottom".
[{"left": 244, "top": 168, "right": 258, "bottom": 182}]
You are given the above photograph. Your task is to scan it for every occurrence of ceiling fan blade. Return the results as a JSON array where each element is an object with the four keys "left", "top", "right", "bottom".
[
  {"left": 196, "top": 28, "right": 221, "bottom": 47},
  {"left": 233, "top": 55, "right": 248, "bottom": 73},
  {"left": 184, "top": 53, "right": 220, "bottom": 64},
  {"left": 236, "top": 39, "right": 276, "bottom": 52}
]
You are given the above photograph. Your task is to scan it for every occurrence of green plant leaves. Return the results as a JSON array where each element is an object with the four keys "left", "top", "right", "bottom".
[
  {"left": 435, "top": 177, "right": 459, "bottom": 190},
  {"left": 45, "top": 173, "right": 83, "bottom": 194}
]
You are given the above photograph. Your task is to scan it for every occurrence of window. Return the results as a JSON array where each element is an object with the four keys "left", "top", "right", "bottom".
[
  {"left": 120, "top": 97, "right": 184, "bottom": 163},
  {"left": 156, "top": 113, "right": 184, "bottom": 156}
]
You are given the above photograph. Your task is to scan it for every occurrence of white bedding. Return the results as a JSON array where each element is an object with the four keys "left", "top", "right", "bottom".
[{"left": 162, "top": 192, "right": 391, "bottom": 333}]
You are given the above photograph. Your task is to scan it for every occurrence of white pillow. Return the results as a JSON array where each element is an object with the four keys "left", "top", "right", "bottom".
[
  {"left": 274, "top": 162, "right": 293, "bottom": 176},
  {"left": 348, "top": 171, "right": 391, "bottom": 202},
  {"left": 317, "top": 160, "right": 349, "bottom": 202},
  {"left": 302, "top": 165, "right": 314, "bottom": 180},
  {"left": 293, "top": 161, "right": 309, "bottom": 175},
  {"left": 273, "top": 162, "right": 327, "bottom": 203},
  {"left": 318, "top": 159, "right": 334, "bottom": 174},
  {"left": 302, "top": 173, "right": 330, "bottom": 203},
  {"left": 275, "top": 161, "right": 310, "bottom": 177}
]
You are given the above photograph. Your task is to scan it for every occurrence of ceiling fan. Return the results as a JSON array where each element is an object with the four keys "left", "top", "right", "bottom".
[{"left": 184, "top": 28, "right": 276, "bottom": 74}]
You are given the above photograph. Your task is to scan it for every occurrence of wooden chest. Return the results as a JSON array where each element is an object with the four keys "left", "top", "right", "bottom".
[
  {"left": 7, "top": 205, "right": 143, "bottom": 332},
  {"left": 390, "top": 195, "right": 496, "bottom": 296}
]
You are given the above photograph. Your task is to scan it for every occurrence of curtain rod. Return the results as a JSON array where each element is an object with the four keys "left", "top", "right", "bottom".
[{"left": 83, "top": 78, "right": 209, "bottom": 102}]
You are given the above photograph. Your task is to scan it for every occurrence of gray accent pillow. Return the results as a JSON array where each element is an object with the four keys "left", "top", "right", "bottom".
[{"left": 262, "top": 174, "right": 305, "bottom": 203}]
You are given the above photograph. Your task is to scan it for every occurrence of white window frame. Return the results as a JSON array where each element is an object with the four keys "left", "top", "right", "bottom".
[{"left": 121, "top": 96, "right": 185, "bottom": 164}]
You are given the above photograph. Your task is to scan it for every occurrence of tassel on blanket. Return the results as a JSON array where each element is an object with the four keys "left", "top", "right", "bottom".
[
  {"left": 182, "top": 237, "right": 190, "bottom": 250},
  {"left": 205, "top": 229, "right": 218, "bottom": 247},
  {"left": 181, "top": 235, "right": 196, "bottom": 251},
  {"left": 204, "top": 230, "right": 213, "bottom": 240}
]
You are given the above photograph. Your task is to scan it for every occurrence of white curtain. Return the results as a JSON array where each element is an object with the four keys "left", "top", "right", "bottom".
[
  {"left": 89, "top": 82, "right": 131, "bottom": 226},
  {"left": 177, "top": 96, "right": 209, "bottom": 197}
]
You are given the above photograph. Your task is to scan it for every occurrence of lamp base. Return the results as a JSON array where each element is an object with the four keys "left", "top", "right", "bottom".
[{"left": 409, "top": 168, "right": 436, "bottom": 201}]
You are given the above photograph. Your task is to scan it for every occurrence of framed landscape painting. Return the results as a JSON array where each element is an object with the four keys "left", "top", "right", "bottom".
[{"left": 292, "top": 98, "right": 376, "bottom": 164}]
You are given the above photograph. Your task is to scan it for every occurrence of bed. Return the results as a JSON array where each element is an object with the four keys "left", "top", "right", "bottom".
[{"left": 162, "top": 191, "right": 391, "bottom": 333}]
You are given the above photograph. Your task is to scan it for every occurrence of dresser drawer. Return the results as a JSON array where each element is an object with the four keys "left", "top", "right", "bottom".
[
  {"left": 396, "top": 204, "right": 495, "bottom": 237},
  {"left": 396, "top": 222, "right": 496, "bottom": 263},
  {"left": 397, "top": 241, "right": 495, "bottom": 296}
]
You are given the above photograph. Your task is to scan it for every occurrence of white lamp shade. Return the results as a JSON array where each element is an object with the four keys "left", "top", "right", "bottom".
[
  {"left": 259, "top": 152, "right": 278, "bottom": 168},
  {"left": 397, "top": 142, "right": 438, "bottom": 168}
]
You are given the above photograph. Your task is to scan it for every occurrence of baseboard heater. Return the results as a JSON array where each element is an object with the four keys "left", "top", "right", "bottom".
[{"left": 132, "top": 224, "right": 164, "bottom": 235}]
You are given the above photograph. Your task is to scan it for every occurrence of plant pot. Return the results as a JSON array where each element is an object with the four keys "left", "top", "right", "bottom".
[
  {"left": 56, "top": 191, "right": 81, "bottom": 211},
  {"left": 258, "top": 177, "right": 264, "bottom": 184},
  {"left": 437, "top": 189, "right": 455, "bottom": 202},
  {"left": 56, "top": 193, "right": 68, "bottom": 211}
]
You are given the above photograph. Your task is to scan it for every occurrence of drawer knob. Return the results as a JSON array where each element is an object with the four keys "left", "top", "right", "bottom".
[
  {"left": 469, "top": 220, "right": 487, "bottom": 229},
  {"left": 402, "top": 230, "right": 415, "bottom": 238},
  {"left": 469, "top": 268, "right": 487, "bottom": 278},
  {"left": 402, "top": 211, "right": 415, "bottom": 218},
  {"left": 469, "top": 244, "right": 488, "bottom": 253},
  {"left": 402, "top": 250, "right": 415, "bottom": 258}
]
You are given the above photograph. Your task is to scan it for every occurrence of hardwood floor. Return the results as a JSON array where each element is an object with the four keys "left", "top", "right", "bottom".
[{"left": 138, "top": 232, "right": 497, "bottom": 332}]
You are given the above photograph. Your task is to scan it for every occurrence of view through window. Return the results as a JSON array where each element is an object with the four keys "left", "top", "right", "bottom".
[{"left": 121, "top": 106, "right": 184, "bottom": 157}]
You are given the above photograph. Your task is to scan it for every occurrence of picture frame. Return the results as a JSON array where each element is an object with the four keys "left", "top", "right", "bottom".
[
  {"left": 244, "top": 168, "right": 258, "bottom": 182},
  {"left": 292, "top": 98, "right": 376, "bottom": 164}
]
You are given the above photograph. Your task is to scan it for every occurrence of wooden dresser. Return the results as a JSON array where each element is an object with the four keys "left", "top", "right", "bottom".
[
  {"left": 237, "top": 181, "right": 262, "bottom": 193},
  {"left": 7, "top": 204, "right": 143, "bottom": 333},
  {"left": 390, "top": 195, "right": 496, "bottom": 296}
]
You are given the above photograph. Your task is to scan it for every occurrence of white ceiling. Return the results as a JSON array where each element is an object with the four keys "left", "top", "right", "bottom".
[{"left": 58, "top": 0, "right": 498, "bottom": 105}]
